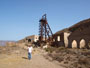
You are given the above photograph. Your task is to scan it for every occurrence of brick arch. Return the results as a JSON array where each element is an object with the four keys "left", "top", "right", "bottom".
[
  {"left": 79, "top": 38, "right": 90, "bottom": 49},
  {"left": 68, "top": 38, "right": 80, "bottom": 48},
  {"left": 71, "top": 40, "right": 77, "bottom": 48},
  {"left": 79, "top": 39, "right": 86, "bottom": 48}
]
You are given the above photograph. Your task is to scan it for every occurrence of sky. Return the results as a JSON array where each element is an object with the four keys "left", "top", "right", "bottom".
[{"left": 0, "top": 0, "right": 90, "bottom": 41}]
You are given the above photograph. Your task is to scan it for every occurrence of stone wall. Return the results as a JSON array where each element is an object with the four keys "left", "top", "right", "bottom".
[{"left": 64, "top": 32, "right": 71, "bottom": 47}]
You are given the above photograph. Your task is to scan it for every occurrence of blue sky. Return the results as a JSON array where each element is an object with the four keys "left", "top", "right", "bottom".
[{"left": 0, "top": 0, "right": 90, "bottom": 41}]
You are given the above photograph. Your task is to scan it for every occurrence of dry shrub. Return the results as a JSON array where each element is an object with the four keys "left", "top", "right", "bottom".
[
  {"left": 78, "top": 56, "right": 90, "bottom": 66},
  {"left": 46, "top": 46, "right": 90, "bottom": 68},
  {"left": 45, "top": 47, "right": 56, "bottom": 53},
  {"left": 53, "top": 56, "right": 64, "bottom": 62}
]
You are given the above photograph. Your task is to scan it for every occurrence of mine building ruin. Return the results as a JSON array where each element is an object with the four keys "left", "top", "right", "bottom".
[
  {"left": 53, "top": 19, "right": 90, "bottom": 49},
  {"left": 18, "top": 35, "right": 39, "bottom": 43},
  {"left": 68, "top": 19, "right": 90, "bottom": 48},
  {"left": 52, "top": 28, "right": 71, "bottom": 47}
]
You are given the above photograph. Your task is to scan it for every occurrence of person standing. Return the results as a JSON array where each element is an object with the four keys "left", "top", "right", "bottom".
[{"left": 28, "top": 44, "right": 33, "bottom": 60}]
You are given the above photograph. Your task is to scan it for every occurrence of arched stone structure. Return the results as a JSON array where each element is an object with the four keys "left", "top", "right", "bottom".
[
  {"left": 80, "top": 39, "right": 86, "bottom": 48},
  {"left": 72, "top": 40, "right": 77, "bottom": 48},
  {"left": 68, "top": 37, "right": 80, "bottom": 48},
  {"left": 67, "top": 19, "right": 90, "bottom": 49}
]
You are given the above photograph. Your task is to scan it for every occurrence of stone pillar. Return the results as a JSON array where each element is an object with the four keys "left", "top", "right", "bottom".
[{"left": 64, "top": 32, "right": 71, "bottom": 47}]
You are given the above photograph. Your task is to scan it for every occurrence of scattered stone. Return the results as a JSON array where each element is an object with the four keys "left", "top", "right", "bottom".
[{"left": 45, "top": 47, "right": 90, "bottom": 68}]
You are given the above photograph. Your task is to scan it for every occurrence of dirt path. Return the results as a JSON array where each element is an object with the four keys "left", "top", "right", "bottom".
[{"left": 0, "top": 48, "right": 64, "bottom": 68}]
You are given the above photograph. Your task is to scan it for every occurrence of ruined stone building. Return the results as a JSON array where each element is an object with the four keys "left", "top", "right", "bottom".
[
  {"left": 18, "top": 35, "right": 39, "bottom": 43},
  {"left": 52, "top": 19, "right": 90, "bottom": 48}
]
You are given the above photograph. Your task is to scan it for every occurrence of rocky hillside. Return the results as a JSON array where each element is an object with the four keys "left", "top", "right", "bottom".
[
  {"left": 69, "top": 18, "right": 90, "bottom": 32},
  {"left": 55, "top": 18, "right": 90, "bottom": 35},
  {"left": 45, "top": 47, "right": 90, "bottom": 68}
]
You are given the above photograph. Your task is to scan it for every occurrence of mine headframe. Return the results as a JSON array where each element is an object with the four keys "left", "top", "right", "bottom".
[{"left": 39, "top": 14, "right": 53, "bottom": 43}]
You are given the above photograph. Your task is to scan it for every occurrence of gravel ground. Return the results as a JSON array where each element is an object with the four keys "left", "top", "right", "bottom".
[{"left": 0, "top": 46, "right": 64, "bottom": 68}]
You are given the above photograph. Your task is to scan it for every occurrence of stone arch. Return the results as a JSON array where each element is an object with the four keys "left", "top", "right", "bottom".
[
  {"left": 80, "top": 39, "right": 86, "bottom": 48},
  {"left": 72, "top": 40, "right": 77, "bottom": 48},
  {"left": 28, "top": 39, "right": 31, "bottom": 42}
]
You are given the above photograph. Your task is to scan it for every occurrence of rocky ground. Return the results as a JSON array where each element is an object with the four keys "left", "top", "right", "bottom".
[
  {"left": 0, "top": 46, "right": 64, "bottom": 68},
  {"left": 44, "top": 47, "right": 90, "bottom": 68},
  {"left": 0, "top": 45, "right": 90, "bottom": 68}
]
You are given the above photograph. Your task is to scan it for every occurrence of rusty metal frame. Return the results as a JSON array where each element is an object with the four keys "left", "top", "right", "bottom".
[{"left": 39, "top": 14, "right": 53, "bottom": 43}]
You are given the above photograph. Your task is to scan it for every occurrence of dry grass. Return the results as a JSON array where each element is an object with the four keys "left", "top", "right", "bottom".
[{"left": 45, "top": 47, "right": 90, "bottom": 68}]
